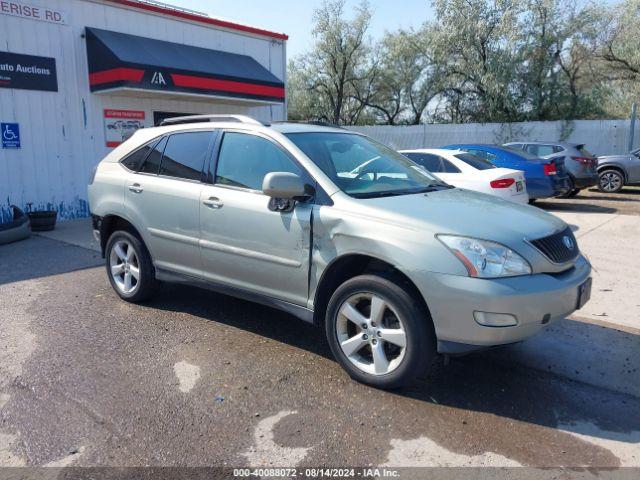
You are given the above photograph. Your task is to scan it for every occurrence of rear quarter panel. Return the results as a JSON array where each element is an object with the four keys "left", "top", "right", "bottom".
[{"left": 88, "top": 162, "right": 126, "bottom": 219}]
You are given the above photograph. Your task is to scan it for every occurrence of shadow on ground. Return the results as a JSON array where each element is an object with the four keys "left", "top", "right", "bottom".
[
  {"left": 536, "top": 200, "right": 617, "bottom": 214},
  {"left": 148, "top": 282, "right": 640, "bottom": 444},
  {"left": 0, "top": 236, "right": 102, "bottom": 286}
]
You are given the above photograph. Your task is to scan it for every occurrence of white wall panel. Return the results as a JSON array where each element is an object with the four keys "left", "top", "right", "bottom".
[
  {"left": 350, "top": 120, "right": 640, "bottom": 157},
  {"left": 0, "top": 0, "right": 286, "bottom": 221}
]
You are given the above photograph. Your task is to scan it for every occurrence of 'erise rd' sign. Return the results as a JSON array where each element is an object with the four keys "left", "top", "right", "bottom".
[{"left": 0, "top": 0, "right": 66, "bottom": 25}]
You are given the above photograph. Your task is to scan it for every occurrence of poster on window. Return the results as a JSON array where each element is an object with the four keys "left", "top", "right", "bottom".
[{"left": 104, "top": 109, "right": 146, "bottom": 147}]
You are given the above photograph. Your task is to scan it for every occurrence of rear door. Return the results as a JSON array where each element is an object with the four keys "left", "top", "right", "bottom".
[
  {"left": 199, "top": 130, "right": 313, "bottom": 306},
  {"left": 124, "top": 130, "right": 215, "bottom": 278}
]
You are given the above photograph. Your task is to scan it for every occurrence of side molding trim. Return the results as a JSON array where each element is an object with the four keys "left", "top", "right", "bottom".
[{"left": 155, "top": 268, "right": 315, "bottom": 324}]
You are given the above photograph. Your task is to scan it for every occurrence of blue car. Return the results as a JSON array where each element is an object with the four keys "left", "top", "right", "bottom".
[{"left": 443, "top": 144, "right": 572, "bottom": 200}]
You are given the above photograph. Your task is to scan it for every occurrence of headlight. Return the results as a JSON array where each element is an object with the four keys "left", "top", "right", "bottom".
[{"left": 437, "top": 235, "right": 532, "bottom": 278}]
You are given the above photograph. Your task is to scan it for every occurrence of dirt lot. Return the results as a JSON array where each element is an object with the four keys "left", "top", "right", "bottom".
[{"left": 537, "top": 186, "right": 640, "bottom": 216}]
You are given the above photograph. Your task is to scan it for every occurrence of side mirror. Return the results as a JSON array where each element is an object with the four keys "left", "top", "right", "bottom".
[{"left": 262, "top": 172, "right": 309, "bottom": 200}]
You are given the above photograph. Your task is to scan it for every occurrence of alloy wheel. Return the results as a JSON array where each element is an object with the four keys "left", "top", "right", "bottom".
[
  {"left": 109, "top": 240, "right": 140, "bottom": 294},
  {"left": 335, "top": 293, "right": 407, "bottom": 375},
  {"left": 599, "top": 172, "right": 622, "bottom": 192}
]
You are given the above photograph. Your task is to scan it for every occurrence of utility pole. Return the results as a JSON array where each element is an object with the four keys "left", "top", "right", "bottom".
[{"left": 629, "top": 102, "right": 637, "bottom": 152}]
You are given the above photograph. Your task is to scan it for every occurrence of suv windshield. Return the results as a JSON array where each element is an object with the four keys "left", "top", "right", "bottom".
[{"left": 285, "top": 132, "right": 448, "bottom": 198}]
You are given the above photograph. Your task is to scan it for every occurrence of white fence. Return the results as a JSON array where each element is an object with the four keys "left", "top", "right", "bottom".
[{"left": 348, "top": 119, "right": 639, "bottom": 156}]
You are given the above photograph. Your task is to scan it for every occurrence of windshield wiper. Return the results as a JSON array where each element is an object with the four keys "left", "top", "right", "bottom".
[{"left": 351, "top": 185, "right": 449, "bottom": 199}]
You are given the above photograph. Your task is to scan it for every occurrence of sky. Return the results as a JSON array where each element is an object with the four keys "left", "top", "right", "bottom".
[{"left": 164, "top": 0, "right": 434, "bottom": 59}]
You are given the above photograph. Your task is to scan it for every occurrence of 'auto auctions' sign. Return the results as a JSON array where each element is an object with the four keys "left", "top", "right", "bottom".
[
  {"left": 0, "top": 1, "right": 66, "bottom": 24},
  {"left": 0, "top": 51, "right": 58, "bottom": 92}
]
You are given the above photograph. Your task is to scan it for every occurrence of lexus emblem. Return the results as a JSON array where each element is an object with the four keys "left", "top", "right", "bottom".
[{"left": 562, "top": 235, "right": 574, "bottom": 250}]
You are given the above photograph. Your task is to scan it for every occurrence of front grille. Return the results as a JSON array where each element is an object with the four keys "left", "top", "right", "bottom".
[{"left": 529, "top": 226, "right": 579, "bottom": 264}]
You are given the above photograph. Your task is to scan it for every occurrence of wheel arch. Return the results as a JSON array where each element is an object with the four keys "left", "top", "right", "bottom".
[
  {"left": 597, "top": 164, "right": 627, "bottom": 182},
  {"left": 312, "top": 253, "right": 432, "bottom": 327},
  {"left": 99, "top": 214, "right": 145, "bottom": 257}
]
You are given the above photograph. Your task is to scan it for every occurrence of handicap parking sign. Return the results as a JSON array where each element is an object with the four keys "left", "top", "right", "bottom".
[{"left": 2, "top": 123, "right": 21, "bottom": 149}]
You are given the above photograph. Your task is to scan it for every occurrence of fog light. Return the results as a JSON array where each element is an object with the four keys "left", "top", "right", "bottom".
[{"left": 473, "top": 311, "right": 518, "bottom": 327}]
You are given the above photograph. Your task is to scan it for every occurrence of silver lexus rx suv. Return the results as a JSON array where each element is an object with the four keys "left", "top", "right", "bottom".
[{"left": 88, "top": 115, "right": 592, "bottom": 389}]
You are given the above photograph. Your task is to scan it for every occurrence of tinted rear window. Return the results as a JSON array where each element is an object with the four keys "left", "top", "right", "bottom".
[
  {"left": 454, "top": 153, "right": 496, "bottom": 170},
  {"left": 121, "top": 139, "right": 159, "bottom": 171},
  {"left": 576, "top": 145, "right": 595, "bottom": 158},
  {"left": 404, "top": 153, "right": 442, "bottom": 171},
  {"left": 159, "top": 131, "right": 212, "bottom": 181},
  {"left": 139, "top": 137, "right": 167, "bottom": 174}
]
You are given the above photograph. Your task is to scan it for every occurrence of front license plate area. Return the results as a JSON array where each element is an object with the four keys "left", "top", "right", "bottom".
[
  {"left": 516, "top": 181, "right": 524, "bottom": 192},
  {"left": 577, "top": 277, "right": 592, "bottom": 309}
]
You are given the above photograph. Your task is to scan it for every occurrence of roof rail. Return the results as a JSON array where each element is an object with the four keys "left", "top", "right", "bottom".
[
  {"left": 160, "top": 114, "right": 264, "bottom": 126},
  {"left": 271, "top": 120, "right": 345, "bottom": 130}
]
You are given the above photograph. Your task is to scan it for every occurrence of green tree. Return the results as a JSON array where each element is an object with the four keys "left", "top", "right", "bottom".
[{"left": 288, "top": 0, "right": 375, "bottom": 125}]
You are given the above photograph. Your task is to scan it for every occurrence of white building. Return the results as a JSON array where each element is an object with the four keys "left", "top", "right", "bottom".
[{"left": 0, "top": 0, "right": 288, "bottom": 221}]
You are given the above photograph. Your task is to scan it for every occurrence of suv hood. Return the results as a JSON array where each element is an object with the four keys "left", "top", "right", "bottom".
[
  {"left": 356, "top": 188, "right": 566, "bottom": 245},
  {"left": 598, "top": 154, "right": 633, "bottom": 162}
]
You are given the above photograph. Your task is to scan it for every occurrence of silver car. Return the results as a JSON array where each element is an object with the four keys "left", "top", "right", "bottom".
[
  {"left": 88, "top": 115, "right": 592, "bottom": 389},
  {"left": 597, "top": 148, "right": 640, "bottom": 193},
  {"left": 504, "top": 141, "right": 599, "bottom": 197}
]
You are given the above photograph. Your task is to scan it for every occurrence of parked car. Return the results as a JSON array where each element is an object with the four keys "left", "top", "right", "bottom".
[
  {"left": 88, "top": 115, "right": 592, "bottom": 389},
  {"left": 399, "top": 148, "right": 529, "bottom": 204},
  {"left": 596, "top": 148, "right": 640, "bottom": 193},
  {"left": 443, "top": 144, "right": 572, "bottom": 200},
  {"left": 504, "top": 142, "right": 598, "bottom": 197}
]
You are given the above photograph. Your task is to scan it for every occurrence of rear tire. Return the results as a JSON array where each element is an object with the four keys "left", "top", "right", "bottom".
[
  {"left": 598, "top": 170, "right": 624, "bottom": 193},
  {"left": 566, "top": 188, "right": 580, "bottom": 197},
  {"left": 105, "top": 230, "right": 158, "bottom": 303},
  {"left": 325, "top": 274, "right": 436, "bottom": 389},
  {"left": 558, "top": 178, "right": 576, "bottom": 198}
]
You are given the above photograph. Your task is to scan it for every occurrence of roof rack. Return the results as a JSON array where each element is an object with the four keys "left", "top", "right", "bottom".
[
  {"left": 271, "top": 120, "right": 345, "bottom": 130},
  {"left": 160, "top": 114, "right": 264, "bottom": 126}
]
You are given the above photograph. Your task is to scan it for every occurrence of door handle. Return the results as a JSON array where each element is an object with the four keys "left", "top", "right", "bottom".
[
  {"left": 202, "top": 197, "right": 224, "bottom": 209},
  {"left": 128, "top": 183, "right": 144, "bottom": 193}
]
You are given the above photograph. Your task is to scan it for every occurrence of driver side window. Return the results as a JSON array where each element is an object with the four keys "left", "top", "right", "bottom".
[{"left": 214, "top": 132, "right": 302, "bottom": 191}]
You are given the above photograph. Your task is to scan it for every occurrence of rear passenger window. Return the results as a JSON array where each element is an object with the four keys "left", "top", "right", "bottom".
[
  {"left": 215, "top": 132, "right": 302, "bottom": 191},
  {"left": 159, "top": 131, "right": 212, "bottom": 181},
  {"left": 121, "top": 139, "right": 160, "bottom": 171},
  {"left": 527, "top": 145, "right": 556, "bottom": 157},
  {"left": 440, "top": 159, "right": 460, "bottom": 173},
  {"left": 139, "top": 137, "right": 167, "bottom": 175},
  {"left": 404, "top": 153, "right": 442, "bottom": 172}
]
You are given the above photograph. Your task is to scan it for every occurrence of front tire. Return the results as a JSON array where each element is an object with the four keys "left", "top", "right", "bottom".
[
  {"left": 105, "top": 230, "right": 158, "bottom": 303},
  {"left": 325, "top": 274, "right": 436, "bottom": 389},
  {"left": 598, "top": 170, "right": 624, "bottom": 193}
]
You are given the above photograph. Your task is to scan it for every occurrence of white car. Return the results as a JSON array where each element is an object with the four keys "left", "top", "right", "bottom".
[{"left": 400, "top": 148, "right": 529, "bottom": 204}]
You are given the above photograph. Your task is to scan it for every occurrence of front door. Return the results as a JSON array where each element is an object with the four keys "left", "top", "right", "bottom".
[
  {"left": 124, "top": 130, "right": 215, "bottom": 277},
  {"left": 199, "top": 131, "right": 312, "bottom": 306},
  {"left": 628, "top": 151, "right": 640, "bottom": 182}
]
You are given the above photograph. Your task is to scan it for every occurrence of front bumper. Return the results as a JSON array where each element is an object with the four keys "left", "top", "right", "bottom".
[{"left": 414, "top": 255, "right": 591, "bottom": 352}]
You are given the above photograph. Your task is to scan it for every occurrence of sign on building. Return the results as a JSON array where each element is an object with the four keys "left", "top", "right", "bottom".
[
  {"left": 1, "top": 123, "right": 21, "bottom": 149},
  {"left": 0, "top": 1, "right": 67, "bottom": 25},
  {"left": 0, "top": 51, "right": 58, "bottom": 92},
  {"left": 104, "top": 109, "right": 146, "bottom": 148}
]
